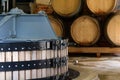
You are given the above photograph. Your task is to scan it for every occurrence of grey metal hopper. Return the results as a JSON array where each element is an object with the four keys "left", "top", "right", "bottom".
[{"left": 0, "top": 8, "right": 58, "bottom": 42}]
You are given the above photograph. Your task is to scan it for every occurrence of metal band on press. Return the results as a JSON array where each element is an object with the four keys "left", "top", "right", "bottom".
[
  {"left": 0, "top": 57, "right": 67, "bottom": 72},
  {"left": 0, "top": 40, "right": 67, "bottom": 52}
]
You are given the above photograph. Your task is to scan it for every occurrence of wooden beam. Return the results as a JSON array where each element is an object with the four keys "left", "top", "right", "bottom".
[{"left": 69, "top": 47, "right": 120, "bottom": 53}]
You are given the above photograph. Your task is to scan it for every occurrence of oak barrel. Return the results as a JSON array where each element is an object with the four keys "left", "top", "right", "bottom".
[
  {"left": 71, "top": 15, "right": 100, "bottom": 46},
  {"left": 51, "top": 0, "right": 82, "bottom": 17},
  {"left": 86, "top": 0, "right": 120, "bottom": 15},
  {"left": 105, "top": 14, "right": 120, "bottom": 46},
  {"left": 0, "top": 39, "right": 68, "bottom": 80},
  {"left": 33, "top": 0, "right": 53, "bottom": 14},
  {"left": 48, "top": 16, "right": 64, "bottom": 38}
]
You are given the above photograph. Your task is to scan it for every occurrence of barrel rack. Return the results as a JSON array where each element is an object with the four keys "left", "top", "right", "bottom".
[{"left": 68, "top": 47, "right": 120, "bottom": 57}]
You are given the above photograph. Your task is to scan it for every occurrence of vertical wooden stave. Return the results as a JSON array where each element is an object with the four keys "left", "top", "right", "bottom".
[
  {"left": 19, "top": 51, "right": 25, "bottom": 80},
  {"left": 25, "top": 51, "right": 31, "bottom": 79},
  {"left": 46, "top": 42, "right": 51, "bottom": 77},
  {"left": 6, "top": 52, "right": 12, "bottom": 80},
  {"left": 46, "top": 51, "right": 51, "bottom": 77},
  {"left": 60, "top": 40, "right": 63, "bottom": 75},
  {"left": 0, "top": 52, "right": 5, "bottom": 80},
  {"left": 54, "top": 41, "right": 58, "bottom": 77},
  {"left": 64, "top": 48, "right": 67, "bottom": 74},
  {"left": 50, "top": 49, "right": 54, "bottom": 77},
  {"left": 36, "top": 50, "right": 42, "bottom": 78},
  {"left": 64, "top": 40, "right": 68, "bottom": 74},
  {"left": 61, "top": 42, "right": 65, "bottom": 74},
  {"left": 61, "top": 39, "right": 68, "bottom": 75},
  {"left": 66, "top": 42, "right": 68, "bottom": 74},
  {"left": 31, "top": 50, "right": 37, "bottom": 79},
  {"left": 41, "top": 50, "right": 47, "bottom": 78},
  {"left": 12, "top": 51, "right": 19, "bottom": 80},
  {"left": 58, "top": 47, "right": 61, "bottom": 76}
]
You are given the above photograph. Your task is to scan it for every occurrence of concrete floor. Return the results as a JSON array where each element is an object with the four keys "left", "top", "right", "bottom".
[
  {"left": 69, "top": 63, "right": 99, "bottom": 80},
  {"left": 69, "top": 53, "right": 120, "bottom": 80}
]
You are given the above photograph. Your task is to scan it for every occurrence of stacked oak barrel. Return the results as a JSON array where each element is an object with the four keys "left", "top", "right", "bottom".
[{"left": 32, "top": 0, "right": 120, "bottom": 47}]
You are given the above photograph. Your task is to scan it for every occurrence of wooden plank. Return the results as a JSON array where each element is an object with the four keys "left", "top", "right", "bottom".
[
  {"left": 6, "top": 52, "right": 12, "bottom": 80},
  {"left": 63, "top": 48, "right": 67, "bottom": 74},
  {"left": 66, "top": 47, "right": 68, "bottom": 72},
  {"left": 19, "top": 51, "right": 25, "bottom": 80},
  {"left": 58, "top": 49, "right": 61, "bottom": 75},
  {"left": 69, "top": 47, "right": 120, "bottom": 53},
  {"left": 25, "top": 51, "right": 31, "bottom": 79},
  {"left": 50, "top": 50, "right": 54, "bottom": 77},
  {"left": 62, "top": 49, "right": 66, "bottom": 74},
  {"left": 36, "top": 51, "right": 42, "bottom": 78},
  {"left": 54, "top": 48, "right": 57, "bottom": 76},
  {"left": 46, "top": 42, "right": 51, "bottom": 77},
  {"left": 31, "top": 51, "right": 37, "bottom": 79},
  {"left": 41, "top": 50, "right": 46, "bottom": 78},
  {"left": 46, "top": 50, "right": 51, "bottom": 77},
  {"left": 0, "top": 52, "right": 5, "bottom": 80},
  {"left": 13, "top": 51, "right": 19, "bottom": 80}
]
